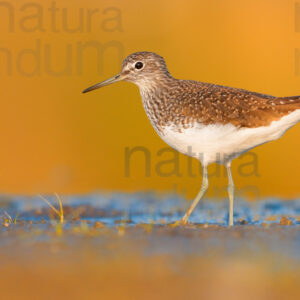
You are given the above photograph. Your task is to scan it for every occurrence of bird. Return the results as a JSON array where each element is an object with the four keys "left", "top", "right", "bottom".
[{"left": 83, "top": 51, "right": 300, "bottom": 226}]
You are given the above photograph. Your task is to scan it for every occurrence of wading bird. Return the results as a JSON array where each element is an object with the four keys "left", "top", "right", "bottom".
[{"left": 83, "top": 52, "right": 300, "bottom": 226}]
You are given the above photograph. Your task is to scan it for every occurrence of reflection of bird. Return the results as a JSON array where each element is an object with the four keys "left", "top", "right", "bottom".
[{"left": 83, "top": 51, "right": 300, "bottom": 226}]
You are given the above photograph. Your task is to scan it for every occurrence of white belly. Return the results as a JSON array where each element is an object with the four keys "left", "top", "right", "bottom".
[{"left": 158, "top": 110, "right": 300, "bottom": 165}]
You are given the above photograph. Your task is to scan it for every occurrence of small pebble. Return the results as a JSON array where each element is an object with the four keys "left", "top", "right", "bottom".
[
  {"left": 93, "top": 221, "right": 105, "bottom": 229},
  {"left": 280, "top": 216, "right": 293, "bottom": 226}
]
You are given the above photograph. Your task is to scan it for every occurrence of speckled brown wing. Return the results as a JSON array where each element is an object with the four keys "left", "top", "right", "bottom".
[{"left": 179, "top": 81, "right": 300, "bottom": 128}]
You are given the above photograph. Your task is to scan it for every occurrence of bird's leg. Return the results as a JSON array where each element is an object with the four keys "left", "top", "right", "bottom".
[
  {"left": 226, "top": 161, "right": 234, "bottom": 226},
  {"left": 180, "top": 166, "right": 208, "bottom": 224}
]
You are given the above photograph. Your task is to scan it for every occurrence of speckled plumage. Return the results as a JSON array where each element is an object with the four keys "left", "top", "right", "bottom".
[
  {"left": 83, "top": 51, "right": 300, "bottom": 226},
  {"left": 122, "top": 52, "right": 300, "bottom": 133}
]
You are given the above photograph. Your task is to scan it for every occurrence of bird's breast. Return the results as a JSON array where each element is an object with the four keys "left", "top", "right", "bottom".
[{"left": 140, "top": 91, "right": 190, "bottom": 134}]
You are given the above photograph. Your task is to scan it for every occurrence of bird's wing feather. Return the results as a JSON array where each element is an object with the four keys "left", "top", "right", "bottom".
[{"left": 178, "top": 81, "right": 300, "bottom": 128}]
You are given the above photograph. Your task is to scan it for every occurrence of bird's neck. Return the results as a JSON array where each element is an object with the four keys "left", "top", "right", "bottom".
[
  {"left": 137, "top": 75, "right": 179, "bottom": 133},
  {"left": 137, "top": 73, "right": 177, "bottom": 95}
]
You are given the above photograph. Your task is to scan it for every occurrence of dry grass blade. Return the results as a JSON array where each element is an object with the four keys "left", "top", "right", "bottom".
[
  {"left": 38, "top": 194, "right": 64, "bottom": 224},
  {"left": 54, "top": 192, "right": 64, "bottom": 224},
  {"left": 4, "top": 211, "right": 12, "bottom": 222}
]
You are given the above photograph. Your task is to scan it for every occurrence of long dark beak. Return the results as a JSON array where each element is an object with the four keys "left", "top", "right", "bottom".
[{"left": 82, "top": 74, "right": 122, "bottom": 93}]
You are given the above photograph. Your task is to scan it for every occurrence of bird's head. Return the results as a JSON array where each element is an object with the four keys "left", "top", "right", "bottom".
[{"left": 82, "top": 51, "right": 171, "bottom": 93}]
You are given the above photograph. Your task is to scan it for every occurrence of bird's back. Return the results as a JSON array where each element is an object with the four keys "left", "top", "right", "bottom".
[
  {"left": 152, "top": 79, "right": 300, "bottom": 129},
  {"left": 140, "top": 79, "right": 300, "bottom": 164}
]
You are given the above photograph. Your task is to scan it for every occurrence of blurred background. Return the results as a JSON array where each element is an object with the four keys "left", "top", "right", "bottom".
[
  {"left": 0, "top": 0, "right": 299, "bottom": 199},
  {"left": 1, "top": 2, "right": 300, "bottom": 299}
]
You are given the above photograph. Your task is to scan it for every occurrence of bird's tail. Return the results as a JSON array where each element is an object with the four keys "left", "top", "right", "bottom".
[
  {"left": 278, "top": 95, "right": 300, "bottom": 101},
  {"left": 274, "top": 95, "right": 300, "bottom": 108}
]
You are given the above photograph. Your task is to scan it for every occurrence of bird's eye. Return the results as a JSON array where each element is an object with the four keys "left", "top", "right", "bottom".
[{"left": 135, "top": 62, "right": 143, "bottom": 69}]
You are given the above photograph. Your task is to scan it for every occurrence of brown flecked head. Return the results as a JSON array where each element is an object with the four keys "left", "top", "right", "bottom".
[
  {"left": 120, "top": 51, "right": 171, "bottom": 85},
  {"left": 82, "top": 51, "right": 171, "bottom": 93}
]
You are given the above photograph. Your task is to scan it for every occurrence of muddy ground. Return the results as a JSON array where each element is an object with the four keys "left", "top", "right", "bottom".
[{"left": 0, "top": 194, "right": 300, "bottom": 300}]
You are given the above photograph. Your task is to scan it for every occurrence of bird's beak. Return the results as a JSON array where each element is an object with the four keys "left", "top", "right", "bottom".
[{"left": 82, "top": 74, "right": 122, "bottom": 93}]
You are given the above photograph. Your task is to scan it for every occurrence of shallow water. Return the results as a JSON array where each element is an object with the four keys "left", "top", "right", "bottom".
[
  {"left": 1, "top": 194, "right": 300, "bottom": 299},
  {"left": 1, "top": 194, "right": 300, "bottom": 256},
  {"left": 5, "top": 193, "right": 300, "bottom": 224}
]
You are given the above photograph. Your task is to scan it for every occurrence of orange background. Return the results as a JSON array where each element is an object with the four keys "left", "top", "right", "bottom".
[{"left": 0, "top": 0, "right": 300, "bottom": 199}]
